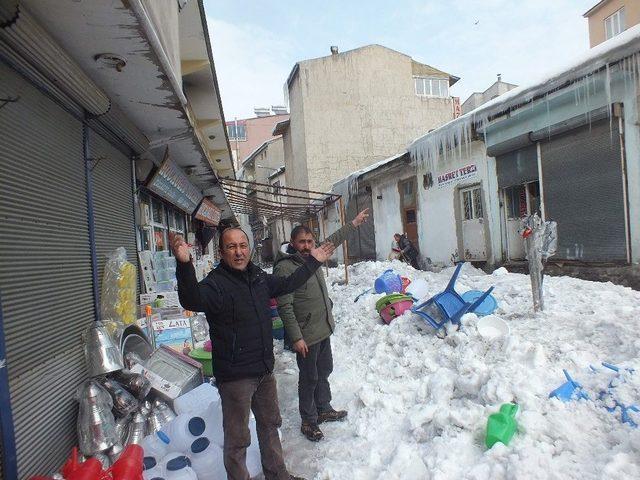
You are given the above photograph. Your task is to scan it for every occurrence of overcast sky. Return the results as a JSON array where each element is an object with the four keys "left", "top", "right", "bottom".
[{"left": 204, "top": 0, "right": 596, "bottom": 120}]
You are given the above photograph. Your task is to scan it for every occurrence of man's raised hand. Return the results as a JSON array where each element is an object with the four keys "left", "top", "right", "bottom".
[
  {"left": 169, "top": 232, "right": 191, "bottom": 263},
  {"left": 352, "top": 208, "right": 370, "bottom": 227},
  {"left": 310, "top": 241, "right": 336, "bottom": 263}
]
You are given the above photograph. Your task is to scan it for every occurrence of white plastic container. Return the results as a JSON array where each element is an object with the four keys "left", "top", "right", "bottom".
[
  {"left": 163, "top": 454, "right": 198, "bottom": 480},
  {"left": 189, "top": 437, "right": 226, "bottom": 480},
  {"left": 477, "top": 315, "right": 510, "bottom": 340},
  {"left": 143, "top": 463, "right": 165, "bottom": 480},
  {"left": 406, "top": 278, "right": 430, "bottom": 302},
  {"left": 202, "top": 401, "right": 225, "bottom": 448},
  {"left": 161, "top": 414, "right": 207, "bottom": 454},
  {"left": 173, "top": 383, "right": 220, "bottom": 415},
  {"left": 141, "top": 432, "right": 171, "bottom": 472},
  {"left": 246, "top": 419, "right": 262, "bottom": 478}
]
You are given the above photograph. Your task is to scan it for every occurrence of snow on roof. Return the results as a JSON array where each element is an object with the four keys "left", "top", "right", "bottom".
[
  {"left": 409, "top": 24, "right": 640, "bottom": 161},
  {"left": 331, "top": 151, "right": 408, "bottom": 191}
]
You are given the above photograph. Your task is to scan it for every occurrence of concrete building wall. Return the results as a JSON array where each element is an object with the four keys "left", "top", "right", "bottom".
[
  {"left": 370, "top": 173, "right": 413, "bottom": 260},
  {"left": 287, "top": 74, "right": 310, "bottom": 192},
  {"left": 228, "top": 114, "right": 289, "bottom": 168},
  {"left": 416, "top": 141, "right": 500, "bottom": 267},
  {"left": 587, "top": 0, "right": 640, "bottom": 47},
  {"left": 290, "top": 45, "right": 454, "bottom": 193}
]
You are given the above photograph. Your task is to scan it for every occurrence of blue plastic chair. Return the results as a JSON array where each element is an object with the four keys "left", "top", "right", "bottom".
[{"left": 411, "top": 263, "right": 495, "bottom": 332}]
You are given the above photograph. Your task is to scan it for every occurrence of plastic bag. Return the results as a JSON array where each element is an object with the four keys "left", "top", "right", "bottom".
[{"left": 101, "top": 247, "right": 137, "bottom": 328}]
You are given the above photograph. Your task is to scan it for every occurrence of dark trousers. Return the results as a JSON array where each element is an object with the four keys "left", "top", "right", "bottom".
[
  {"left": 296, "top": 337, "right": 333, "bottom": 424},
  {"left": 217, "top": 373, "right": 289, "bottom": 480}
]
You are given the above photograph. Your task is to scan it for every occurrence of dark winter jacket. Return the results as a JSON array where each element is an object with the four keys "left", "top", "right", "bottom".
[
  {"left": 273, "top": 223, "right": 355, "bottom": 346},
  {"left": 398, "top": 234, "right": 418, "bottom": 259},
  {"left": 176, "top": 256, "right": 322, "bottom": 382}
]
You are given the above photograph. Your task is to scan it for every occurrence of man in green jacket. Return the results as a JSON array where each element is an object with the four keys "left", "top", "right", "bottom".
[{"left": 273, "top": 209, "right": 369, "bottom": 441}]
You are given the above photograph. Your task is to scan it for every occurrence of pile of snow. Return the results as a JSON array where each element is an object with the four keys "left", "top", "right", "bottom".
[{"left": 273, "top": 260, "right": 640, "bottom": 479}]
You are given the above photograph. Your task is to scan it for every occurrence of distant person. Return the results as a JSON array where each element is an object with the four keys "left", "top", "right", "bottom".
[
  {"left": 172, "top": 228, "right": 335, "bottom": 480},
  {"left": 394, "top": 233, "right": 420, "bottom": 270},
  {"left": 274, "top": 209, "right": 369, "bottom": 442}
]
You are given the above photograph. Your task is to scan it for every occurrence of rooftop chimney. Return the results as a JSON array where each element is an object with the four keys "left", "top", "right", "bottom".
[
  {"left": 330, "top": 46, "right": 339, "bottom": 55},
  {"left": 497, "top": 73, "right": 502, "bottom": 82},
  {"left": 254, "top": 107, "right": 271, "bottom": 117}
]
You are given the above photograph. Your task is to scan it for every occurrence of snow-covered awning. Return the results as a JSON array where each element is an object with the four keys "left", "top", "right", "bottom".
[{"left": 409, "top": 24, "right": 640, "bottom": 168}]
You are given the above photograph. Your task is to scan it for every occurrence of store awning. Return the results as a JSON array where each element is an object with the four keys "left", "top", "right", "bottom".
[{"left": 219, "top": 178, "right": 341, "bottom": 224}]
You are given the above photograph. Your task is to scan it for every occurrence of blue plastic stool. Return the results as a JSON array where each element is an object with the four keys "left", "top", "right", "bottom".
[
  {"left": 549, "top": 370, "right": 589, "bottom": 402},
  {"left": 411, "top": 263, "right": 495, "bottom": 332}
]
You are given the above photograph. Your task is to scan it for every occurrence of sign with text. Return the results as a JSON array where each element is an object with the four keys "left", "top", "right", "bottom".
[
  {"left": 437, "top": 164, "right": 478, "bottom": 188},
  {"left": 147, "top": 150, "right": 203, "bottom": 213},
  {"left": 194, "top": 197, "right": 222, "bottom": 226}
]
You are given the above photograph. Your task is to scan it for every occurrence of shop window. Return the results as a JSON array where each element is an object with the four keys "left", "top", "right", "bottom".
[
  {"left": 227, "top": 123, "right": 247, "bottom": 140},
  {"left": 462, "top": 186, "right": 483, "bottom": 220}
]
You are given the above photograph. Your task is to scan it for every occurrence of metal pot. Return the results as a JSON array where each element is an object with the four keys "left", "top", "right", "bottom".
[{"left": 83, "top": 321, "right": 124, "bottom": 377}]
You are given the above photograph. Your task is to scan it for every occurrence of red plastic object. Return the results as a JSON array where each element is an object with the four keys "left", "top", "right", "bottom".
[
  {"left": 108, "top": 444, "right": 143, "bottom": 480},
  {"left": 400, "top": 277, "right": 411, "bottom": 293},
  {"left": 61, "top": 447, "right": 80, "bottom": 478},
  {"left": 521, "top": 226, "right": 532, "bottom": 238},
  {"left": 66, "top": 458, "right": 104, "bottom": 480}
]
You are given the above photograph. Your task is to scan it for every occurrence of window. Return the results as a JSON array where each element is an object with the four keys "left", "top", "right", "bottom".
[
  {"left": 227, "top": 123, "right": 247, "bottom": 140},
  {"left": 461, "top": 187, "right": 483, "bottom": 220},
  {"left": 605, "top": 8, "right": 625, "bottom": 40},
  {"left": 414, "top": 77, "right": 449, "bottom": 98}
]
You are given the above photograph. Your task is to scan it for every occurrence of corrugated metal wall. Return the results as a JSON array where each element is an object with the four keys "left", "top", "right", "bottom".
[
  {"left": 541, "top": 119, "right": 627, "bottom": 263},
  {"left": 0, "top": 63, "right": 94, "bottom": 477},
  {"left": 89, "top": 130, "right": 138, "bottom": 293}
]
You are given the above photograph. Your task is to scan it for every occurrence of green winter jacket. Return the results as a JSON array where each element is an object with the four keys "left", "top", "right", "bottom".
[{"left": 273, "top": 223, "right": 355, "bottom": 346}]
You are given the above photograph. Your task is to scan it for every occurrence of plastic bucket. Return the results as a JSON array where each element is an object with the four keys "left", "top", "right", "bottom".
[
  {"left": 380, "top": 300, "right": 414, "bottom": 324},
  {"left": 374, "top": 269, "right": 402, "bottom": 294},
  {"left": 476, "top": 316, "right": 510, "bottom": 340},
  {"left": 462, "top": 290, "right": 498, "bottom": 316},
  {"left": 405, "top": 278, "right": 429, "bottom": 301},
  {"left": 188, "top": 348, "right": 213, "bottom": 377}
]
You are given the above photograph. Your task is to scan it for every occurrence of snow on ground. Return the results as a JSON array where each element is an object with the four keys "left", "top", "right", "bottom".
[{"left": 272, "top": 260, "right": 640, "bottom": 480}]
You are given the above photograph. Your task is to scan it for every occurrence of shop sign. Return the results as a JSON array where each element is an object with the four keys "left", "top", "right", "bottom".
[
  {"left": 147, "top": 151, "right": 203, "bottom": 213},
  {"left": 437, "top": 164, "right": 477, "bottom": 188},
  {"left": 194, "top": 197, "right": 222, "bottom": 226}
]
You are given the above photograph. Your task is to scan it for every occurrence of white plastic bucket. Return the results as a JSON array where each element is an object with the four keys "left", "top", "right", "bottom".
[
  {"left": 406, "top": 278, "right": 429, "bottom": 301},
  {"left": 476, "top": 316, "right": 510, "bottom": 340}
]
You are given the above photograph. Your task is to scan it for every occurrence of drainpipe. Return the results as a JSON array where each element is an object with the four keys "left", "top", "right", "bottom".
[
  {"left": 84, "top": 116, "right": 100, "bottom": 320},
  {"left": 128, "top": 0, "right": 188, "bottom": 108},
  {"left": 0, "top": 294, "right": 18, "bottom": 479}
]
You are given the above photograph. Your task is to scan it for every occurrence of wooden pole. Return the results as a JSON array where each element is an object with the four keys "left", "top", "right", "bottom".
[
  {"left": 320, "top": 210, "right": 329, "bottom": 276},
  {"left": 338, "top": 197, "right": 349, "bottom": 284}
]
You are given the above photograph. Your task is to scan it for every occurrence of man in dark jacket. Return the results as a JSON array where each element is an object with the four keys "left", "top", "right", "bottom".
[
  {"left": 172, "top": 228, "right": 335, "bottom": 480},
  {"left": 273, "top": 209, "right": 369, "bottom": 441},
  {"left": 394, "top": 232, "right": 420, "bottom": 270}
]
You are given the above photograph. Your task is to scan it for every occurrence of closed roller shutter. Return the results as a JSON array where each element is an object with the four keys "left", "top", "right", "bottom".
[
  {"left": 496, "top": 145, "right": 538, "bottom": 188},
  {"left": 541, "top": 118, "right": 627, "bottom": 263},
  {"left": 89, "top": 129, "right": 138, "bottom": 294},
  {"left": 0, "top": 62, "right": 94, "bottom": 477}
]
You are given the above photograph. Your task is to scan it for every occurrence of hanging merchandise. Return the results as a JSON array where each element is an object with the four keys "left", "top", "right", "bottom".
[
  {"left": 101, "top": 247, "right": 138, "bottom": 330},
  {"left": 521, "top": 214, "right": 558, "bottom": 312},
  {"left": 76, "top": 380, "right": 119, "bottom": 456}
]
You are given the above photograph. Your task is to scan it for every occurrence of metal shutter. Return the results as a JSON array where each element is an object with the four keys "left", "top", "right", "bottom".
[
  {"left": 89, "top": 130, "right": 138, "bottom": 295},
  {"left": 541, "top": 118, "right": 627, "bottom": 263},
  {"left": 496, "top": 145, "right": 538, "bottom": 188},
  {"left": 0, "top": 62, "right": 94, "bottom": 478}
]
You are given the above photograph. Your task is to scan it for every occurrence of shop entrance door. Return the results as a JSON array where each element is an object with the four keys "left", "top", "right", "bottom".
[
  {"left": 399, "top": 177, "right": 419, "bottom": 248},
  {"left": 460, "top": 186, "right": 487, "bottom": 260},
  {"left": 502, "top": 181, "right": 540, "bottom": 260}
]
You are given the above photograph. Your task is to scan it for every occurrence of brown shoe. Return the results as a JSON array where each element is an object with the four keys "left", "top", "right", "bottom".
[
  {"left": 301, "top": 422, "right": 324, "bottom": 442},
  {"left": 317, "top": 409, "right": 348, "bottom": 423}
]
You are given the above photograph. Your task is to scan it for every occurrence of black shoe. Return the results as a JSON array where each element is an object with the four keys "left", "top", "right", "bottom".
[
  {"left": 301, "top": 422, "right": 324, "bottom": 442},
  {"left": 290, "top": 476, "right": 306, "bottom": 480},
  {"left": 317, "top": 409, "right": 348, "bottom": 423}
]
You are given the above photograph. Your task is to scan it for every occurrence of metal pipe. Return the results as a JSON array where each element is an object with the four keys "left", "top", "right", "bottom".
[
  {"left": 128, "top": 0, "right": 188, "bottom": 108},
  {"left": 0, "top": 293, "right": 18, "bottom": 480},
  {"left": 84, "top": 116, "right": 100, "bottom": 320},
  {"left": 338, "top": 197, "right": 349, "bottom": 284}
]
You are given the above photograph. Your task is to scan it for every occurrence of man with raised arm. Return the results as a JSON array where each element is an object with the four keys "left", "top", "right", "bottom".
[{"left": 172, "top": 228, "right": 335, "bottom": 480}]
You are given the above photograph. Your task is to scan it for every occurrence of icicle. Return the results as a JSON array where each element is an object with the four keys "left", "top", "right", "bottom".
[{"left": 605, "top": 63, "right": 613, "bottom": 140}]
